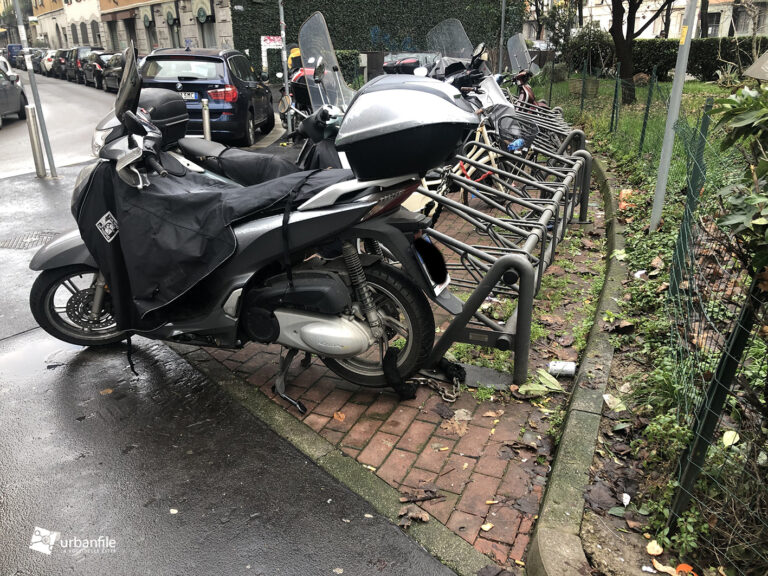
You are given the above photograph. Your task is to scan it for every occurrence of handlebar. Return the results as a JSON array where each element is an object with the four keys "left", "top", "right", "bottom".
[{"left": 146, "top": 156, "right": 167, "bottom": 177}]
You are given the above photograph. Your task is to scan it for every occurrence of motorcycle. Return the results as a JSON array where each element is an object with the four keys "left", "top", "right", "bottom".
[{"left": 28, "top": 16, "right": 478, "bottom": 412}]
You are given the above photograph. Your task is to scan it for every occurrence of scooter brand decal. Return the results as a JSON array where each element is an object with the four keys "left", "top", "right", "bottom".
[{"left": 96, "top": 212, "right": 119, "bottom": 243}]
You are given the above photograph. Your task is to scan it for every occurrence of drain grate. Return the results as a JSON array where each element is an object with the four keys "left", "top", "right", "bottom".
[{"left": 0, "top": 231, "right": 58, "bottom": 250}]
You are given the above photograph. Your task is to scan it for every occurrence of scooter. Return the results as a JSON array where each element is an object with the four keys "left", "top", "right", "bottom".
[{"left": 28, "top": 34, "right": 478, "bottom": 411}]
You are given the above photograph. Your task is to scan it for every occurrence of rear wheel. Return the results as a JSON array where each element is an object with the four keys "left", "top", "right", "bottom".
[
  {"left": 241, "top": 110, "right": 256, "bottom": 147},
  {"left": 260, "top": 109, "right": 275, "bottom": 134},
  {"left": 30, "top": 264, "right": 128, "bottom": 346},
  {"left": 17, "top": 93, "right": 27, "bottom": 119},
  {"left": 322, "top": 263, "right": 435, "bottom": 388}
]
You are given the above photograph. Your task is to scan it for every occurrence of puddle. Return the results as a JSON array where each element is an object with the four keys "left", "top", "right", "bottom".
[{"left": 0, "top": 335, "right": 83, "bottom": 378}]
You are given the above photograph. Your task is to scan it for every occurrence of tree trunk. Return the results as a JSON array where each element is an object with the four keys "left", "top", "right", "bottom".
[
  {"left": 577, "top": 0, "right": 584, "bottom": 27},
  {"left": 664, "top": 0, "right": 672, "bottom": 37},
  {"left": 700, "top": 0, "right": 710, "bottom": 38},
  {"left": 610, "top": 0, "right": 638, "bottom": 103}
]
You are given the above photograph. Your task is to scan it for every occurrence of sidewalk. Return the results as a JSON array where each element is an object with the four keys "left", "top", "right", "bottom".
[{"left": 177, "top": 180, "right": 608, "bottom": 572}]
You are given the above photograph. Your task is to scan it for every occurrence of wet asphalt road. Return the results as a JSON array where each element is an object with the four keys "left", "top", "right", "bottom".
[{"left": 0, "top": 331, "right": 455, "bottom": 575}]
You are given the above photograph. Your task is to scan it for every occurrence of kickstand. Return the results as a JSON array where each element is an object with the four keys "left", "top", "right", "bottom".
[
  {"left": 272, "top": 348, "right": 307, "bottom": 414},
  {"left": 300, "top": 351, "right": 312, "bottom": 368}
]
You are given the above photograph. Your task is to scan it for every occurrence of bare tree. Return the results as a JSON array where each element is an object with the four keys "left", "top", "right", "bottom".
[
  {"left": 531, "top": 0, "right": 547, "bottom": 40},
  {"left": 609, "top": 0, "right": 675, "bottom": 103},
  {"left": 700, "top": 0, "right": 710, "bottom": 37}
]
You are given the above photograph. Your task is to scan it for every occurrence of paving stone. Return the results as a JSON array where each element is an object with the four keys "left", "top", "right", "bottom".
[
  {"left": 473, "top": 401, "right": 503, "bottom": 429},
  {"left": 518, "top": 514, "right": 535, "bottom": 535},
  {"left": 320, "top": 428, "right": 344, "bottom": 446},
  {"left": 348, "top": 389, "right": 380, "bottom": 405},
  {"left": 497, "top": 462, "right": 530, "bottom": 500},
  {"left": 303, "top": 413, "right": 330, "bottom": 433},
  {"left": 300, "top": 378, "right": 340, "bottom": 404},
  {"left": 401, "top": 467, "right": 438, "bottom": 490},
  {"left": 397, "top": 420, "right": 437, "bottom": 453},
  {"left": 419, "top": 492, "right": 458, "bottom": 524},
  {"left": 415, "top": 439, "right": 455, "bottom": 473},
  {"left": 341, "top": 446, "right": 360, "bottom": 459},
  {"left": 246, "top": 362, "right": 279, "bottom": 387},
  {"left": 446, "top": 510, "right": 484, "bottom": 545},
  {"left": 416, "top": 395, "right": 447, "bottom": 423},
  {"left": 474, "top": 537, "right": 510, "bottom": 565},
  {"left": 379, "top": 405, "right": 419, "bottom": 436},
  {"left": 376, "top": 449, "right": 417, "bottom": 486},
  {"left": 474, "top": 442, "right": 509, "bottom": 478},
  {"left": 456, "top": 473, "right": 501, "bottom": 517},
  {"left": 356, "top": 431, "right": 399, "bottom": 468},
  {"left": 436, "top": 454, "right": 476, "bottom": 494},
  {"left": 450, "top": 393, "right": 478, "bottom": 414},
  {"left": 454, "top": 424, "right": 492, "bottom": 458},
  {"left": 297, "top": 400, "right": 318, "bottom": 419},
  {"left": 483, "top": 506, "right": 522, "bottom": 545},
  {"left": 291, "top": 365, "right": 327, "bottom": 389},
  {"left": 365, "top": 394, "right": 399, "bottom": 420},
  {"left": 325, "top": 402, "right": 367, "bottom": 433},
  {"left": 341, "top": 418, "right": 382, "bottom": 450},
  {"left": 508, "top": 533, "right": 530, "bottom": 562},
  {"left": 313, "top": 389, "right": 353, "bottom": 417},
  {"left": 223, "top": 359, "right": 242, "bottom": 371}
]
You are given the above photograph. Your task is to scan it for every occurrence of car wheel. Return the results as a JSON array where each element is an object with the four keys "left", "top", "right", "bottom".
[
  {"left": 241, "top": 109, "right": 256, "bottom": 147},
  {"left": 260, "top": 108, "right": 275, "bottom": 134},
  {"left": 96, "top": 76, "right": 102, "bottom": 90},
  {"left": 18, "top": 93, "right": 27, "bottom": 119}
]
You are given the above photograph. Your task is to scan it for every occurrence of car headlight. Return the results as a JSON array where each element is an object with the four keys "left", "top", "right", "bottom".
[{"left": 91, "top": 128, "right": 109, "bottom": 156}]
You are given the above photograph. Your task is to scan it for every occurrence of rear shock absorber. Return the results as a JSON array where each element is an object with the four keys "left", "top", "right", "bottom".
[{"left": 342, "top": 241, "right": 383, "bottom": 338}]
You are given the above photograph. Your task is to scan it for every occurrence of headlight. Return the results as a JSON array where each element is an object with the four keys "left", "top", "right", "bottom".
[{"left": 91, "top": 128, "right": 109, "bottom": 156}]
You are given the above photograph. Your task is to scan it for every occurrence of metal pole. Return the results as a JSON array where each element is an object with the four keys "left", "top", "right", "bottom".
[
  {"left": 580, "top": 59, "right": 587, "bottom": 112},
  {"left": 11, "top": 0, "right": 57, "bottom": 177},
  {"left": 25, "top": 106, "right": 45, "bottom": 177},
  {"left": 650, "top": 0, "right": 698, "bottom": 230},
  {"left": 201, "top": 98, "right": 211, "bottom": 140},
  {"left": 609, "top": 62, "right": 620, "bottom": 132},
  {"left": 548, "top": 60, "right": 554, "bottom": 104},
  {"left": 498, "top": 0, "right": 507, "bottom": 75},
  {"left": 278, "top": 0, "right": 293, "bottom": 133}
]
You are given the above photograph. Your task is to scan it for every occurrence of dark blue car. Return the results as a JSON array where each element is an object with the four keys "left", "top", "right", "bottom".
[
  {"left": 140, "top": 48, "right": 275, "bottom": 146},
  {"left": 6, "top": 44, "right": 22, "bottom": 66}
]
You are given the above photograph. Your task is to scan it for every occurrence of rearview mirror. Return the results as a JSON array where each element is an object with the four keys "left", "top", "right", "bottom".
[
  {"left": 472, "top": 42, "right": 486, "bottom": 59},
  {"left": 277, "top": 94, "right": 291, "bottom": 114},
  {"left": 8, "top": 73, "right": 18, "bottom": 83},
  {"left": 313, "top": 57, "right": 325, "bottom": 83}
]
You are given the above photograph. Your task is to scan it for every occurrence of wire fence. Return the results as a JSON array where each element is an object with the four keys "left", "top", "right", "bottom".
[{"left": 542, "top": 62, "right": 767, "bottom": 572}]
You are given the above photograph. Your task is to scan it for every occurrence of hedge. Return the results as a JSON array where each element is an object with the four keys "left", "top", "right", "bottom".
[
  {"left": 231, "top": 0, "right": 505, "bottom": 77},
  {"left": 633, "top": 36, "right": 768, "bottom": 81}
]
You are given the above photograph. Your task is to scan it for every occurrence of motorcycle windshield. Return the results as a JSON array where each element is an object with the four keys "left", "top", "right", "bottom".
[
  {"left": 426, "top": 18, "right": 473, "bottom": 60},
  {"left": 507, "top": 33, "right": 540, "bottom": 75},
  {"left": 114, "top": 43, "right": 141, "bottom": 121},
  {"left": 298, "top": 12, "right": 356, "bottom": 112}
]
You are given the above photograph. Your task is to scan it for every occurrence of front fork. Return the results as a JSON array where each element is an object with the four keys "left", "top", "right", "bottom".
[{"left": 87, "top": 272, "right": 107, "bottom": 330}]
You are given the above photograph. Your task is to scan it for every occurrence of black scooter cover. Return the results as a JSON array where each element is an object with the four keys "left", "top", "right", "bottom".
[{"left": 72, "top": 160, "right": 353, "bottom": 329}]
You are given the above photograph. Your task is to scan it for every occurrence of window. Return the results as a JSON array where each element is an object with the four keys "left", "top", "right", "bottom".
[
  {"left": 70, "top": 24, "right": 79, "bottom": 44},
  {"left": 229, "top": 55, "right": 255, "bottom": 81},
  {"left": 734, "top": 8, "right": 751, "bottom": 34},
  {"left": 169, "top": 24, "right": 181, "bottom": 48},
  {"left": 706, "top": 12, "right": 721, "bottom": 37},
  {"left": 145, "top": 22, "right": 158, "bottom": 50},
  {"left": 198, "top": 21, "right": 216, "bottom": 48},
  {"left": 91, "top": 21, "right": 101, "bottom": 46},
  {"left": 123, "top": 18, "right": 137, "bottom": 48},
  {"left": 107, "top": 21, "right": 119, "bottom": 50},
  {"left": 80, "top": 22, "right": 89, "bottom": 44},
  {"left": 142, "top": 57, "right": 225, "bottom": 80}
]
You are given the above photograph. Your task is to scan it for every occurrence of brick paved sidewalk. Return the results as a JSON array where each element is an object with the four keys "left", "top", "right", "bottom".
[{"left": 201, "top": 343, "right": 553, "bottom": 570}]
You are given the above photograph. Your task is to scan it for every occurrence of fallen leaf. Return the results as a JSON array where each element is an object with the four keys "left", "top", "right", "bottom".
[
  {"left": 397, "top": 504, "right": 429, "bottom": 528},
  {"left": 432, "top": 403, "right": 455, "bottom": 420},
  {"left": 480, "top": 522, "right": 494, "bottom": 531},
  {"left": 676, "top": 564, "right": 698, "bottom": 576},
  {"left": 99, "top": 388, "right": 113, "bottom": 395},
  {"left": 453, "top": 408, "right": 473, "bottom": 421},
  {"left": 483, "top": 410, "right": 505, "bottom": 418},
  {"left": 646, "top": 539, "right": 664, "bottom": 556},
  {"left": 651, "top": 558, "right": 677, "bottom": 576},
  {"left": 650, "top": 256, "right": 664, "bottom": 270},
  {"left": 584, "top": 480, "right": 616, "bottom": 512},
  {"left": 603, "top": 394, "right": 627, "bottom": 412},
  {"left": 722, "top": 430, "right": 740, "bottom": 447},
  {"left": 757, "top": 267, "right": 768, "bottom": 292},
  {"left": 608, "top": 506, "right": 626, "bottom": 517},
  {"left": 626, "top": 517, "right": 644, "bottom": 531},
  {"left": 440, "top": 418, "right": 468, "bottom": 437},
  {"left": 333, "top": 412, "right": 345, "bottom": 422},
  {"left": 612, "top": 249, "right": 627, "bottom": 261}
]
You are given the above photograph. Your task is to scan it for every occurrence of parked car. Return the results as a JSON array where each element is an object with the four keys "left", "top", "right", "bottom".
[
  {"left": 83, "top": 51, "right": 113, "bottom": 89},
  {"left": 6, "top": 44, "right": 22, "bottom": 67},
  {"left": 40, "top": 49, "right": 57, "bottom": 76},
  {"left": 51, "top": 49, "right": 68, "bottom": 79},
  {"left": 140, "top": 48, "right": 275, "bottom": 146},
  {"left": 101, "top": 52, "right": 124, "bottom": 92},
  {"left": 14, "top": 51, "right": 27, "bottom": 71},
  {"left": 0, "top": 55, "right": 11, "bottom": 75},
  {"left": 0, "top": 68, "right": 27, "bottom": 129},
  {"left": 31, "top": 49, "right": 48, "bottom": 73},
  {"left": 65, "top": 46, "right": 102, "bottom": 83}
]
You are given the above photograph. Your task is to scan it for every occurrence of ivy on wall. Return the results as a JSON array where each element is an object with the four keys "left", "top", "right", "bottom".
[{"left": 232, "top": 0, "right": 505, "bottom": 73}]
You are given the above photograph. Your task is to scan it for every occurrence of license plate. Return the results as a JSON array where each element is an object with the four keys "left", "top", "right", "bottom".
[{"left": 180, "top": 92, "right": 198, "bottom": 100}]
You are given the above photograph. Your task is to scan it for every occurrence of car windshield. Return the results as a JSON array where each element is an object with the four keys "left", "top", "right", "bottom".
[
  {"left": 142, "top": 57, "right": 225, "bottom": 80},
  {"left": 99, "top": 54, "right": 113, "bottom": 64},
  {"left": 426, "top": 19, "right": 473, "bottom": 60},
  {"left": 298, "top": 12, "right": 356, "bottom": 112}
]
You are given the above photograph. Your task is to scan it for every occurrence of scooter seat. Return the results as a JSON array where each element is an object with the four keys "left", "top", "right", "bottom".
[
  {"left": 177, "top": 137, "right": 227, "bottom": 159},
  {"left": 177, "top": 138, "right": 301, "bottom": 187}
]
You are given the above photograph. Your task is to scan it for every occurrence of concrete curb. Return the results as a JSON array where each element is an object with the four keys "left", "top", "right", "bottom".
[
  {"left": 170, "top": 344, "right": 494, "bottom": 576},
  {"left": 526, "top": 156, "right": 628, "bottom": 576}
]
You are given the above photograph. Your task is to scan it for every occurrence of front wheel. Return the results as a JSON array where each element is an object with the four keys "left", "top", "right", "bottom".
[
  {"left": 322, "top": 263, "right": 435, "bottom": 388},
  {"left": 30, "top": 264, "right": 128, "bottom": 346}
]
